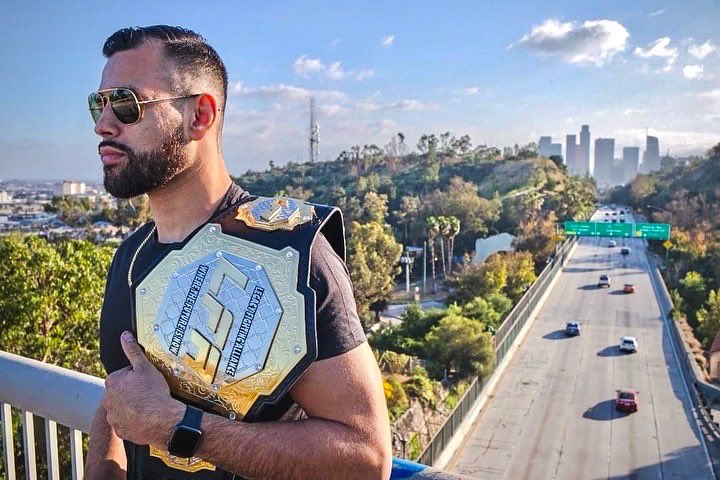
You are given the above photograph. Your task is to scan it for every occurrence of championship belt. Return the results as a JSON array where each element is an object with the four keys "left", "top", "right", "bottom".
[{"left": 132, "top": 197, "right": 320, "bottom": 473}]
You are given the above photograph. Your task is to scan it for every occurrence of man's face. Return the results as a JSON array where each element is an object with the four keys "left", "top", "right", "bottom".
[{"left": 94, "top": 43, "right": 190, "bottom": 198}]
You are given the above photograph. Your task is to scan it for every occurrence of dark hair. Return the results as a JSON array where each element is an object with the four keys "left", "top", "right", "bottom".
[{"left": 103, "top": 25, "right": 228, "bottom": 114}]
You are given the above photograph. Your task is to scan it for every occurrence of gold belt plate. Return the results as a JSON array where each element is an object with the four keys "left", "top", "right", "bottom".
[{"left": 135, "top": 223, "right": 309, "bottom": 472}]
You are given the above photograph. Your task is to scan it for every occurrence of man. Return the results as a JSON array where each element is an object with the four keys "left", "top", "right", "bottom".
[{"left": 85, "top": 25, "right": 392, "bottom": 480}]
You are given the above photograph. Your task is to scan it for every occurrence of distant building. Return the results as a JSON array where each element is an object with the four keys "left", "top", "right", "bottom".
[
  {"left": 623, "top": 147, "right": 640, "bottom": 184},
  {"left": 566, "top": 135, "right": 577, "bottom": 173},
  {"left": 0, "top": 191, "right": 11, "bottom": 204},
  {"left": 538, "top": 136, "right": 553, "bottom": 157},
  {"left": 594, "top": 138, "right": 615, "bottom": 187},
  {"left": 62, "top": 181, "right": 86, "bottom": 196},
  {"left": 641, "top": 136, "right": 660, "bottom": 173},
  {"left": 549, "top": 143, "right": 562, "bottom": 158},
  {"left": 579, "top": 125, "right": 591, "bottom": 176}
]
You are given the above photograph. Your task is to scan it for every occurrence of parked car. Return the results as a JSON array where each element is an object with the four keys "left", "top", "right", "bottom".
[
  {"left": 623, "top": 284, "right": 635, "bottom": 294},
  {"left": 621, "top": 247, "right": 630, "bottom": 255},
  {"left": 616, "top": 389, "right": 639, "bottom": 412},
  {"left": 620, "top": 336, "right": 638, "bottom": 353},
  {"left": 598, "top": 274, "right": 611, "bottom": 288},
  {"left": 565, "top": 321, "right": 581, "bottom": 336}
]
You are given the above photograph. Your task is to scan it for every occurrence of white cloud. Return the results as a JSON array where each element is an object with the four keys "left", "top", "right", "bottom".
[
  {"left": 688, "top": 40, "right": 717, "bottom": 60},
  {"left": 230, "top": 82, "right": 346, "bottom": 103},
  {"left": 698, "top": 89, "right": 720, "bottom": 100},
  {"left": 634, "top": 37, "right": 678, "bottom": 72},
  {"left": 683, "top": 64, "right": 704, "bottom": 79},
  {"left": 327, "top": 61, "right": 346, "bottom": 80},
  {"left": 622, "top": 108, "right": 649, "bottom": 116},
  {"left": 291, "top": 55, "right": 373, "bottom": 81},
  {"left": 618, "top": 128, "right": 718, "bottom": 155},
  {"left": 463, "top": 87, "right": 479, "bottom": 95},
  {"left": 381, "top": 35, "right": 395, "bottom": 47},
  {"left": 330, "top": 38, "right": 341, "bottom": 47},
  {"left": 648, "top": 9, "right": 665, "bottom": 17},
  {"left": 292, "top": 55, "right": 325, "bottom": 77},
  {"left": 512, "top": 18, "right": 629, "bottom": 66},
  {"left": 356, "top": 99, "right": 433, "bottom": 112}
]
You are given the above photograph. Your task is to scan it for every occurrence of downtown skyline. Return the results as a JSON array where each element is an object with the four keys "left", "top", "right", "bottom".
[{"left": 1, "top": 0, "right": 718, "bottom": 181}]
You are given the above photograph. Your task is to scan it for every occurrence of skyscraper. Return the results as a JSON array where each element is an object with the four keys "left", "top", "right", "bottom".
[
  {"left": 566, "top": 134, "right": 577, "bottom": 173},
  {"left": 594, "top": 138, "right": 615, "bottom": 186},
  {"left": 538, "top": 136, "right": 553, "bottom": 157},
  {"left": 642, "top": 136, "right": 660, "bottom": 173},
  {"left": 579, "top": 125, "right": 591, "bottom": 176},
  {"left": 623, "top": 147, "right": 640, "bottom": 184},
  {"left": 549, "top": 143, "right": 562, "bottom": 158}
]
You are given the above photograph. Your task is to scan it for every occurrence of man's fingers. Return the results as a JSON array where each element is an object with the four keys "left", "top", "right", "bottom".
[{"left": 120, "top": 331, "right": 148, "bottom": 369}]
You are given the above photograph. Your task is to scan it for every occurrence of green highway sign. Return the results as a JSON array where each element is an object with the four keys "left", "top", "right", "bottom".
[
  {"left": 635, "top": 223, "right": 671, "bottom": 240},
  {"left": 564, "top": 221, "right": 671, "bottom": 239},
  {"left": 596, "top": 222, "right": 633, "bottom": 238},
  {"left": 563, "top": 221, "right": 596, "bottom": 236}
]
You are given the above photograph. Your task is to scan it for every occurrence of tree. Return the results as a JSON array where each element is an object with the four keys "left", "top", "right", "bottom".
[
  {"left": 679, "top": 271, "right": 707, "bottom": 326},
  {"left": 446, "top": 216, "right": 461, "bottom": 274},
  {"left": 346, "top": 221, "right": 402, "bottom": 328},
  {"left": 362, "top": 191, "right": 389, "bottom": 224},
  {"left": 0, "top": 235, "right": 113, "bottom": 376},
  {"left": 426, "top": 217, "right": 440, "bottom": 293},
  {"left": 436, "top": 215, "right": 450, "bottom": 277},
  {"left": 697, "top": 289, "right": 720, "bottom": 349},
  {"left": 424, "top": 308, "right": 495, "bottom": 379}
]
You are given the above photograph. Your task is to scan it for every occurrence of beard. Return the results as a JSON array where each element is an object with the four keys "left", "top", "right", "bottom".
[{"left": 101, "top": 126, "right": 189, "bottom": 199}]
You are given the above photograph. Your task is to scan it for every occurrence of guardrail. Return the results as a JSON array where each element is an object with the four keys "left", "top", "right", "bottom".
[
  {"left": 416, "top": 237, "right": 577, "bottom": 467},
  {"left": 646, "top": 257, "right": 720, "bottom": 478},
  {"left": 0, "top": 350, "right": 471, "bottom": 480}
]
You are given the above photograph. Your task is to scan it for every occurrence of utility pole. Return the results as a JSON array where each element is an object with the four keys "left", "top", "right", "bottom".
[
  {"left": 422, "top": 241, "right": 427, "bottom": 298},
  {"left": 309, "top": 97, "right": 319, "bottom": 163}
]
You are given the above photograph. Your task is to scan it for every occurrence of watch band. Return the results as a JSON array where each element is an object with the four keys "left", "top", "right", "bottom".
[{"left": 180, "top": 404, "right": 204, "bottom": 429}]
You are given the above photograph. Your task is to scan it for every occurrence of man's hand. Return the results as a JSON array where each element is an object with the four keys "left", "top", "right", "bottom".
[{"left": 103, "top": 331, "right": 184, "bottom": 447}]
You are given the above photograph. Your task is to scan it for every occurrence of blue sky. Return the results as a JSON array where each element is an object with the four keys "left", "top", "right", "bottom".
[{"left": 1, "top": 0, "right": 718, "bottom": 181}]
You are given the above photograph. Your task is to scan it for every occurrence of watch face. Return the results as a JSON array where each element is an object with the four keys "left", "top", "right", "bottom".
[{"left": 168, "top": 425, "right": 202, "bottom": 458}]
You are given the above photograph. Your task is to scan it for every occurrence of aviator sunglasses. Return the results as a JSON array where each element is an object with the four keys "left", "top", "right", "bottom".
[{"left": 88, "top": 87, "right": 200, "bottom": 125}]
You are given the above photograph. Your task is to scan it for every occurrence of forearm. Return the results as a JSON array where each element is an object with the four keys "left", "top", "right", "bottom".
[
  {"left": 84, "top": 404, "right": 127, "bottom": 480},
  {"left": 197, "top": 413, "right": 389, "bottom": 480}
]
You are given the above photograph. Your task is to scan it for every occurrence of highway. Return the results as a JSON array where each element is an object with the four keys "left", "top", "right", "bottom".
[{"left": 448, "top": 208, "right": 714, "bottom": 479}]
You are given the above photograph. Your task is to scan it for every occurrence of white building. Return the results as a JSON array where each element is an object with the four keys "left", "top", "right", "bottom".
[{"left": 62, "top": 181, "right": 86, "bottom": 196}]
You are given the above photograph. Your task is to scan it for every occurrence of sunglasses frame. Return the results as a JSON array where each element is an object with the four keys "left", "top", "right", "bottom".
[{"left": 89, "top": 87, "right": 201, "bottom": 125}]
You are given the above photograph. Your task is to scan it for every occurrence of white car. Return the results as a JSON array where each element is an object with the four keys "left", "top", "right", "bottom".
[{"left": 620, "top": 336, "right": 638, "bottom": 353}]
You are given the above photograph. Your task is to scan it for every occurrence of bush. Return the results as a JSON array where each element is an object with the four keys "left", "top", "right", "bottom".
[{"left": 384, "top": 376, "right": 410, "bottom": 421}]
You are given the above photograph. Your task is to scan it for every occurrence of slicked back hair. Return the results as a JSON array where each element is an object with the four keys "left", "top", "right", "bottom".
[{"left": 103, "top": 25, "right": 228, "bottom": 116}]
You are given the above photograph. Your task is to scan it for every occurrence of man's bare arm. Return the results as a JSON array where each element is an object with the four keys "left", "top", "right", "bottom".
[
  {"left": 195, "top": 341, "right": 392, "bottom": 479},
  {"left": 84, "top": 403, "right": 127, "bottom": 480}
]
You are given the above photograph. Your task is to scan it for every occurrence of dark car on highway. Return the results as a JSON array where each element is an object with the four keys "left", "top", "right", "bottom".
[
  {"left": 565, "top": 321, "right": 580, "bottom": 336},
  {"left": 616, "top": 389, "right": 639, "bottom": 412}
]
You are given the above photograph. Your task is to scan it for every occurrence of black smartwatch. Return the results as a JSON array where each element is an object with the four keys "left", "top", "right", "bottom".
[{"left": 167, "top": 405, "right": 204, "bottom": 458}]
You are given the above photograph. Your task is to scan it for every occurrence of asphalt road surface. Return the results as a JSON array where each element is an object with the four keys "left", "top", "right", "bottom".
[{"left": 448, "top": 209, "right": 713, "bottom": 480}]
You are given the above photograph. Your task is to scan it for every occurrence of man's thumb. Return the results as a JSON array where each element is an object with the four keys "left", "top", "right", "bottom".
[{"left": 120, "top": 331, "right": 148, "bottom": 369}]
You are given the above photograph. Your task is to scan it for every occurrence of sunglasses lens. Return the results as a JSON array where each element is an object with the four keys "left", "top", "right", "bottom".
[
  {"left": 88, "top": 92, "right": 104, "bottom": 124},
  {"left": 110, "top": 88, "right": 140, "bottom": 124}
]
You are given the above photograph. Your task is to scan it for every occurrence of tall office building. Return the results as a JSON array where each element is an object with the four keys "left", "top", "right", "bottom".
[
  {"left": 549, "top": 143, "right": 562, "bottom": 158},
  {"left": 641, "top": 135, "right": 660, "bottom": 173},
  {"left": 594, "top": 138, "right": 615, "bottom": 186},
  {"left": 566, "top": 134, "right": 577, "bottom": 173},
  {"left": 623, "top": 146, "right": 640, "bottom": 184},
  {"left": 579, "top": 125, "right": 591, "bottom": 176},
  {"left": 538, "top": 136, "right": 553, "bottom": 157}
]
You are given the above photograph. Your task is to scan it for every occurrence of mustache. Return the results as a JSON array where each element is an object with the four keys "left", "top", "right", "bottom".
[{"left": 98, "top": 140, "right": 131, "bottom": 155}]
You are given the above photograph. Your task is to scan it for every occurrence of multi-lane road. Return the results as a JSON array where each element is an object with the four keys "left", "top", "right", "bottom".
[{"left": 448, "top": 208, "right": 714, "bottom": 479}]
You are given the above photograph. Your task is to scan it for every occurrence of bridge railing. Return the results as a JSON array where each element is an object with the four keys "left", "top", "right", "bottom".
[{"left": 0, "top": 349, "right": 473, "bottom": 480}]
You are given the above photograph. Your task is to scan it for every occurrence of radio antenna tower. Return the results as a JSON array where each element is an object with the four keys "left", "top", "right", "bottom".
[{"left": 309, "top": 97, "right": 319, "bottom": 163}]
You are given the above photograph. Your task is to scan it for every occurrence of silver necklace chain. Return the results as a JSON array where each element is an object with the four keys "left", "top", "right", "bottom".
[{"left": 127, "top": 224, "right": 157, "bottom": 288}]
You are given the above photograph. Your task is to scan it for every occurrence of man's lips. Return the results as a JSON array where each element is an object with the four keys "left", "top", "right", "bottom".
[{"left": 99, "top": 147, "right": 127, "bottom": 167}]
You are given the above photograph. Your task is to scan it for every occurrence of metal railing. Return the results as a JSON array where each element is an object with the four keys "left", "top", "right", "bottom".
[
  {"left": 416, "top": 238, "right": 576, "bottom": 466},
  {"left": 0, "top": 350, "right": 471, "bottom": 480}
]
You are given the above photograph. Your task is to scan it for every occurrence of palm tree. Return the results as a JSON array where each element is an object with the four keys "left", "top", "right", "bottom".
[
  {"left": 447, "top": 216, "right": 461, "bottom": 274},
  {"left": 426, "top": 216, "right": 439, "bottom": 293},
  {"left": 436, "top": 216, "right": 450, "bottom": 277}
]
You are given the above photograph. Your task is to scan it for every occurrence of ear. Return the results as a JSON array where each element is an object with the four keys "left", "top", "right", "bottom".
[{"left": 188, "top": 93, "right": 218, "bottom": 141}]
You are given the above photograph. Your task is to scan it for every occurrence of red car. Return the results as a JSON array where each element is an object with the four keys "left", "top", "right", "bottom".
[
  {"left": 623, "top": 284, "right": 635, "bottom": 294},
  {"left": 616, "top": 389, "right": 639, "bottom": 412}
]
